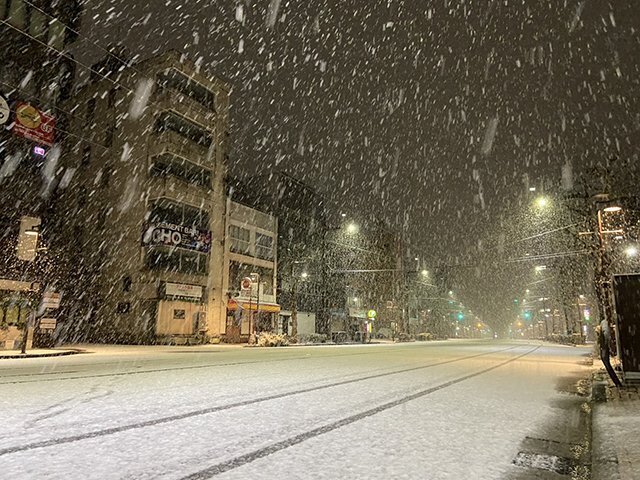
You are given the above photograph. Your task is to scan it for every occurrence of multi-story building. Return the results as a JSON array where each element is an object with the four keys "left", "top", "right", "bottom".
[
  {"left": 0, "top": 0, "right": 82, "bottom": 349},
  {"left": 227, "top": 173, "right": 329, "bottom": 336},
  {"left": 221, "top": 199, "right": 279, "bottom": 342},
  {"left": 57, "top": 51, "right": 230, "bottom": 344}
]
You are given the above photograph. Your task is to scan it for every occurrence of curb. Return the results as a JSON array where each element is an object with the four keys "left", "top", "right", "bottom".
[
  {"left": 0, "top": 348, "right": 86, "bottom": 360},
  {"left": 590, "top": 372, "right": 622, "bottom": 480}
]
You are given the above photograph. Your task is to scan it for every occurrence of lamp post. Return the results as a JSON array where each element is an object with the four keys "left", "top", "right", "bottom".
[{"left": 594, "top": 200, "right": 624, "bottom": 329}]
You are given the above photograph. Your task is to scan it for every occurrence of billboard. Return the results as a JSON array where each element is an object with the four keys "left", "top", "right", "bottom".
[
  {"left": 11, "top": 102, "right": 56, "bottom": 146},
  {"left": 142, "top": 221, "right": 211, "bottom": 253}
]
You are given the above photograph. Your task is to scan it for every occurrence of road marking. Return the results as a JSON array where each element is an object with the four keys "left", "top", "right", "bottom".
[
  {"left": 0, "top": 345, "right": 521, "bottom": 456},
  {"left": 180, "top": 346, "right": 541, "bottom": 479}
]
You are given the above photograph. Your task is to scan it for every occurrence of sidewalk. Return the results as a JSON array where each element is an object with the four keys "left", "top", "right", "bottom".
[
  {"left": 592, "top": 364, "right": 640, "bottom": 480},
  {"left": 0, "top": 347, "right": 84, "bottom": 359}
]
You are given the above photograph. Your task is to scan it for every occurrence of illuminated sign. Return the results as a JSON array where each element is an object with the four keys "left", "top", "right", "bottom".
[
  {"left": 12, "top": 102, "right": 56, "bottom": 146},
  {"left": 33, "top": 146, "right": 46, "bottom": 156}
]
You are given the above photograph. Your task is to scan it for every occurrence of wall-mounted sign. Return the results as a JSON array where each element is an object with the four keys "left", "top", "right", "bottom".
[
  {"left": 142, "top": 221, "right": 211, "bottom": 253},
  {"left": 33, "top": 146, "right": 47, "bottom": 156},
  {"left": 0, "top": 95, "right": 9, "bottom": 125},
  {"left": 39, "top": 318, "right": 57, "bottom": 330},
  {"left": 11, "top": 102, "right": 55, "bottom": 146},
  {"left": 165, "top": 282, "right": 203, "bottom": 300},
  {"left": 41, "top": 291, "right": 61, "bottom": 309}
]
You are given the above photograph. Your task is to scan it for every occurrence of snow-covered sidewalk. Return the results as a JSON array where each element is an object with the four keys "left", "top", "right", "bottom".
[
  {"left": 592, "top": 364, "right": 640, "bottom": 480},
  {"left": 0, "top": 348, "right": 82, "bottom": 359}
]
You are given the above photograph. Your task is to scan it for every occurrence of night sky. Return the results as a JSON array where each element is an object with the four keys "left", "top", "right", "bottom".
[{"left": 75, "top": 0, "right": 640, "bottom": 324}]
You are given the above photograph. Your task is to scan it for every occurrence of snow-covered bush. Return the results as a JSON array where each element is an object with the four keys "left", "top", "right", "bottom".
[
  {"left": 417, "top": 332, "right": 434, "bottom": 341},
  {"left": 296, "top": 333, "right": 328, "bottom": 344},
  {"left": 257, "top": 332, "right": 289, "bottom": 347},
  {"left": 395, "top": 333, "right": 414, "bottom": 342}
]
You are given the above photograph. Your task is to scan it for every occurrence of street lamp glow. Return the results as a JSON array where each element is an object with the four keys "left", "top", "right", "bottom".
[
  {"left": 448, "top": 290, "right": 453, "bottom": 296},
  {"left": 341, "top": 212, "right": 347, "bottom": 217},
  {"left": 529, "top": 187, "right": 536, "bottom": 192},
  {"left": 625, "top": 246, "right": 638, "bottom": 258},
  {"left": 421, "top": 269, "right": 429, "bottom": 277},
  {"left": 346, "top": 222, "right": 358, "bottom": 234},
  {"left": 301, "top": 272, "right": 309, "bottom": 279},
  {"left": 534, "top": 196, "right": 549, "bottom": 208},
  {"left": 535, "top": 265, "right": 547, "bottom": 272}
]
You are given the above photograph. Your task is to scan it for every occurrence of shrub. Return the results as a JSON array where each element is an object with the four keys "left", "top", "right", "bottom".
[
  {"left": 297, "top": 333, "right": 328, "bottom": 344},
  {"left": 395, "top": 333, "right": 414, "bottom": 343},
  {"left": 417, "top": 332, "right": 434, "bottom": 341},
  {"left": 257, "top": 332, "right": 289, "bottom": 347}
]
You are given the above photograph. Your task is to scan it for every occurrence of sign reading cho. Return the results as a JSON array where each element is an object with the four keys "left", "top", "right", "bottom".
[{"left": 142, "top": 222, "right": 211, "bottom": 253}]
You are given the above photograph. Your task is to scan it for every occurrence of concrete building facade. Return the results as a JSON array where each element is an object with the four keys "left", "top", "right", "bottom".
[{"left": 57, "top": 51, "right": 230, "bottom": 344}]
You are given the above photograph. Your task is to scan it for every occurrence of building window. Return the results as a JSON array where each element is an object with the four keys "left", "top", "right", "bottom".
[
  {"left": 229, "top": 225, "right": 251, "bottom": 255},
  {"left": 101, "top": 165, "right": 112, "bottom": 187},
  {"left": 256, "top": 233, "right": 274, "bottom": 260},
  {"left": 154, "top": 111, "right": 213, "bottom": 147},
  {"left": 47, "top": 18, "right": 65, "bottom": 50},
  {"left": 157, "top": 68, "right": 216, "bottom": 111},
  {"left": 145, "top": 248, "right": 208, "bottom": 276},
  {"left": 116, "top": 302, "right": 131, "bottom": 314},
  {"left": 122, "top": 276, "right": 132, "bottom": 292},
  {"left": 28, "top": 9, "right": 47, "bottom": 38},
  {"left": 149, "top": 152, "right": 212, "bottom": 189},
  {"left": 77, "top": 186, "right": 87, "bottom": 208},
  {"left": 149, "top": 198, "right": 209, "bottom": 230},
  {"left": 81, "top": 145, "right": 91, "bottom": 166},
  {"left": 86, "top": 97, "right": 96, "bottom": 122},
  {"left": 6, "top": 0, "right": 26, "bottom": 29},
  {"left": 173, "top": 309, "right": 186, "bottom": 320},
  {"left": 105, "top": 124, "right": 114, "bottom": 147},
  {"left": 107, "top": 88, "right": 118, "bottom": 108}
]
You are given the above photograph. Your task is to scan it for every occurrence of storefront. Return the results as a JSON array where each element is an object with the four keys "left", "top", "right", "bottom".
[
  {"left": 156, "top": 282, "right": 206, "bottom": 338},
  {"left": 225, "top": 295, "right": 280, "bottom": 342}
]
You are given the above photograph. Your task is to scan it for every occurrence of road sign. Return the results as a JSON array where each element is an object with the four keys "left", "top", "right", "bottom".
[
  {"left": 39, "top": 318, "right": 57, "bottom": 330},
  {"left": 241, "top": 277, "right": 252, "bottom": 290},
  {"left": 367, "top": 309, "right": 377, "bottom": 319},
  {"left": 0, "top": 95, "right": 9, "bottom": 125}
]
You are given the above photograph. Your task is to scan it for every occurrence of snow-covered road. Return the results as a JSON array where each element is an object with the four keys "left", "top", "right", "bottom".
[{"left": 0, "top": 341, "right": 591, "bottom": 479}]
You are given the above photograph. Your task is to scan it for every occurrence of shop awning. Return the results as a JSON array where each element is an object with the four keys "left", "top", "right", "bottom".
[{"left": 228, "top": 297, "right": 281, "bottom": 313}]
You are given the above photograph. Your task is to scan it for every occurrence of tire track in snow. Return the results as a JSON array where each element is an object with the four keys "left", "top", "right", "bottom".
[
  {"left": 180, "top": 345, "right": 541, "bottom": 479},
  {"left": 0, "top": 345, "right": 521, "bottom": 456}
]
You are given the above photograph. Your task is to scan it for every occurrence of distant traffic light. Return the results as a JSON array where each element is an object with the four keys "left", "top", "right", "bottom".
[
  {"left": 523, "top": 310, "right": 532, "bottom": 321},
  {"left": 457, "top": 312, "right": 464, "bottom": 321}
]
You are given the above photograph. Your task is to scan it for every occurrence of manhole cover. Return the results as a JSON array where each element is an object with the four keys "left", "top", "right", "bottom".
[{"left": 513, "top": 451, "right": 573, "bottom": 475}]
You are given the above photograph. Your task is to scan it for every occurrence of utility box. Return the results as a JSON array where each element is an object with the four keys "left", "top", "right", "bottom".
[{"left": 612, "top": 274, "right": 640, "bottom": 383}]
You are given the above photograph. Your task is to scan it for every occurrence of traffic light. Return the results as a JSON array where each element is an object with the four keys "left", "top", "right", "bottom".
[
  {"left": 523, "top": 310, "right": 532, "bottom": 321},
  {"left": 457, "top": 312, "right": 464, "bottom": 321}
]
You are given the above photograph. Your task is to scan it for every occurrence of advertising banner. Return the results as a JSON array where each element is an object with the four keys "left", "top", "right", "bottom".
[
  {"left": 142, "top": 222, "right": 211, "bottom": 253},
  {"left": 11, "top": 102, "right": 56, "bottom": 146}
]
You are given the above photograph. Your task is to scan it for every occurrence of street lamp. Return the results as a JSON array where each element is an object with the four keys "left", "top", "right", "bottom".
[
  {"left": 421, "top": 269, "right": 429, "bottom": 277},
  {"left": 624, "top": 246, "right": 638, "bottom": 258},
  {"left": 534, "top": 196, "right": 550, "bottom": 208},
  {"left": 346, "top": 222, "right": 359, "bottom": 234}
]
